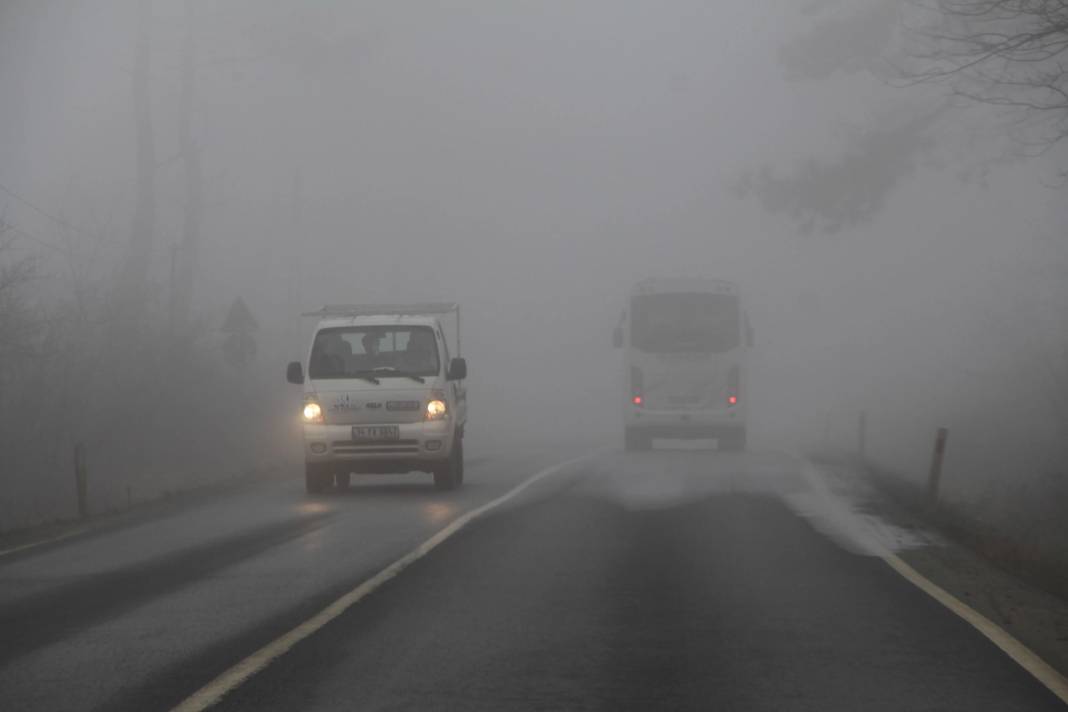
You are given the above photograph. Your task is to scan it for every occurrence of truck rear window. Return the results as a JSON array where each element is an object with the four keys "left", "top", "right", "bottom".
[{"left": 630, "top": 293, "right": 740, "bottom": 354}]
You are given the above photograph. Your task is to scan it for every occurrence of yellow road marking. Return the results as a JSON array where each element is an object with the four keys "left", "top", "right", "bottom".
[
  {"left": 884, "top": 552, "right": 1068, "bottom": 705},
  {"left": 170, "top": 452, "right": 596, "bottom": 712}
]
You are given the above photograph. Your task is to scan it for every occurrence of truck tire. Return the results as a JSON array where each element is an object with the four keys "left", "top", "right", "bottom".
[
  {"left": 334, "top": 469, "right": 351, "bottom": 490},
  {"left": 454, "top": 436, "right": 465, "bottom": 486},
  {"left": 305, "top": 462, "right": 333, "bottom": 494},
  {"left": 433, "top": 435, "right": 464, "bottom": 491}
]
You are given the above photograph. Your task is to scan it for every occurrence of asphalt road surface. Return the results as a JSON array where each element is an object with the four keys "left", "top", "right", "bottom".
[{"left": 0, "top": 445, "right": 1063, "bottom": 711}]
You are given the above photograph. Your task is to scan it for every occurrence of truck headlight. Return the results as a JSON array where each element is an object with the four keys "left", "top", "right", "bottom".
[
  {"left": 426, "top": 399, "right": 448, "bottom": 420},
  {"left": 303, "top": 401, "right": 323, "bottom": 423}
]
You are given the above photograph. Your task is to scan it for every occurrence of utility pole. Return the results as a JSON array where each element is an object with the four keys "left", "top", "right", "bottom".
[
  {"left": 857, "top": 410, "right": 867, "bottom": 461},
  {"left": 175, "top": 0, "right": 202, "bottom": 329},
  {"left": 287, "top": 171, "right": 303, "bottom": 344},
  {"left": 121, "top": 0, "right": 156, "bottom": 298},
  {"left": 168, "top": 243, "right": 179, "bottom": 341}
]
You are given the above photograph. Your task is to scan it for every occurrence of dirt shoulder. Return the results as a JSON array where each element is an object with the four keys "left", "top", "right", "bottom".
[{"left": 814, "top": 457, "right": 1068, "bottom": 679}]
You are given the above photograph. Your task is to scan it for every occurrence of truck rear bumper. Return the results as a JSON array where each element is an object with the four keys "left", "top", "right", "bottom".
[{"left": 625, "top": 407, "right": 745, "bottom": 436}]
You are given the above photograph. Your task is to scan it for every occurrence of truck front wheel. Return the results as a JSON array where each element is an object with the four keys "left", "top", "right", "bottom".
[
  {"left": 433, "top": 435, "right": 464, "bottom": 491},
  {"left": 334, "top": 469, "right": 351, "bottom": 490},
  {"left": 305, "top": 462, "right": 333, "bottom": 494}
]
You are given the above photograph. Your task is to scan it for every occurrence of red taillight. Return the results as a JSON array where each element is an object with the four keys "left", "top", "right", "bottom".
[
  {"left": 633, "top": 395, "right": 643, "bottom": 406},
  {"left": 728, "top": 365, "right": 740, "bottom": 407},
  {"left": 631, "top": 366, "right": 643, "bottom": 407}
]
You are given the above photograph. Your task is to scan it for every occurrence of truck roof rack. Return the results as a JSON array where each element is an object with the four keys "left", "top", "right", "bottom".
[{"left": 302, "top": 303, "right": 458, "bottom": 318}]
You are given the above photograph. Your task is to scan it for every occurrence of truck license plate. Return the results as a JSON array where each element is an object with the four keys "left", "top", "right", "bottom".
[{"left": 351, "top": 426, "right": 399, "bottom": 441}]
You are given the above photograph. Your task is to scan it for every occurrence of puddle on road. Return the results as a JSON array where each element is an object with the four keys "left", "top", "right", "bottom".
[
  {"left": 580, "top": 448, "right": 937, "bottom": 556},
  {"left": 780, "top": 462, "right": 936, "bottom": 556}
]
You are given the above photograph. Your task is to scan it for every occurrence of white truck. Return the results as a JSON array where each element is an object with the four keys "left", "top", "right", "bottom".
[
  {"left": 614, "top": 278, "right": 751, "bottom": 450},
  {"left": 286, "top": 304, "right": 468, "bottom": 493}
]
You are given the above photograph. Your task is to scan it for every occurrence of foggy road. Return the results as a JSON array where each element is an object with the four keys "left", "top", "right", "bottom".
[
  {"left": 1, "top": 446, "right": 1061, "bottom": 712},
  {"left": 4, "top": 2, "right": 1067, "bottom": 710}
]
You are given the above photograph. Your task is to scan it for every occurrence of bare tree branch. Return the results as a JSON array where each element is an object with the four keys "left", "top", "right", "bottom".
[{"left": 905, "top": 0, "right": 1068, "bottom": 147}]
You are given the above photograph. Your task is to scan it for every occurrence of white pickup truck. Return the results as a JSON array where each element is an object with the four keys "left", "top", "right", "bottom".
[{"left": 286, "top": 304, "right": 468, "bottom": 494}]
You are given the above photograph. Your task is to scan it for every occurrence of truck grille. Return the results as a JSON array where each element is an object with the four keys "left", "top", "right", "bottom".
[{"left": 332, "top": 439, "right": 420, "bottom": 455}]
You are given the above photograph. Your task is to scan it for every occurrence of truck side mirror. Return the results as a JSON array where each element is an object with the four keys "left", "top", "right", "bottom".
[
  {"left": 612, "top": 326, "right": 623, "bottom": 349},
  {"left": 286, "top": 361, "right": 304, "bottom": 384},
  {"left": 447, "top": 357, "right": 467, "bottom": 381}
]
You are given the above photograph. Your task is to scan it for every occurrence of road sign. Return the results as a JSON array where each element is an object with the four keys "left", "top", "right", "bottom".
[{"left": 223, "top": 331, "right": 257, "bottom": 368}]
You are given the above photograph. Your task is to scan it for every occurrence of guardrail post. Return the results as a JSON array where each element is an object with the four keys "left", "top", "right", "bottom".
[
  {"left": 927, "top": 427, "right": 949, "bottom": 507},
  {"left": 74, "top": 443, "right": 88, "bottom": 519}
]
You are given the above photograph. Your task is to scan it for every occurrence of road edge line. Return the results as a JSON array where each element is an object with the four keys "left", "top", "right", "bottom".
[
  {"left": 169, "top": 451, "right": 599, "bottom": 712},
  {"left": 883, "top": 551, "right": 1068, "bottom": 704}
]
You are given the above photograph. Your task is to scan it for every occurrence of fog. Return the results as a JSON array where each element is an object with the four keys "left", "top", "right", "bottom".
[{"left": 1, "top": 0, "right": 1065, "bottom": 533}]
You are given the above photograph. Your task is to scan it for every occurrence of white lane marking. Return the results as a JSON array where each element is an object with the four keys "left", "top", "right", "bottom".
[
  {"left": 170, "top": 452, "right": 599, "bottom": 712},
  {"left": 780, "top": 455, "right": 1067, "bottom": 701},
  {"left": 0, "top": 528, "right": 88, "bottom": 559},
  {"left": 883, "top": 552, "right": 1068, "bottom": 705},
  {"left": 793, "top": 458, "right": 1067, "bottom": 701}
]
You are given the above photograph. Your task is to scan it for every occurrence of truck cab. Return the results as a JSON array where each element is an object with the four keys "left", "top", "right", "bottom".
[{"left": 287, "top": 304, "right": 467, "bottom": 493}]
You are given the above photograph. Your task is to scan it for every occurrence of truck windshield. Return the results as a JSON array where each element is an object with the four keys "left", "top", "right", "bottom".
[
  {"left": 309, "top": 326, "right": 440, "bottom": 379},
  {"left": 630, "top": 292, "right": 740, "bottom": 354}
]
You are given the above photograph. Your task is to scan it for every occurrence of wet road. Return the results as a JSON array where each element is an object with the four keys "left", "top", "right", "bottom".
[
  {"left": 0, "top": 446, "right": 576, "bottom": 711},
  {"left": 0, "top": 446, "right": 1063, "bottom": 711}
]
